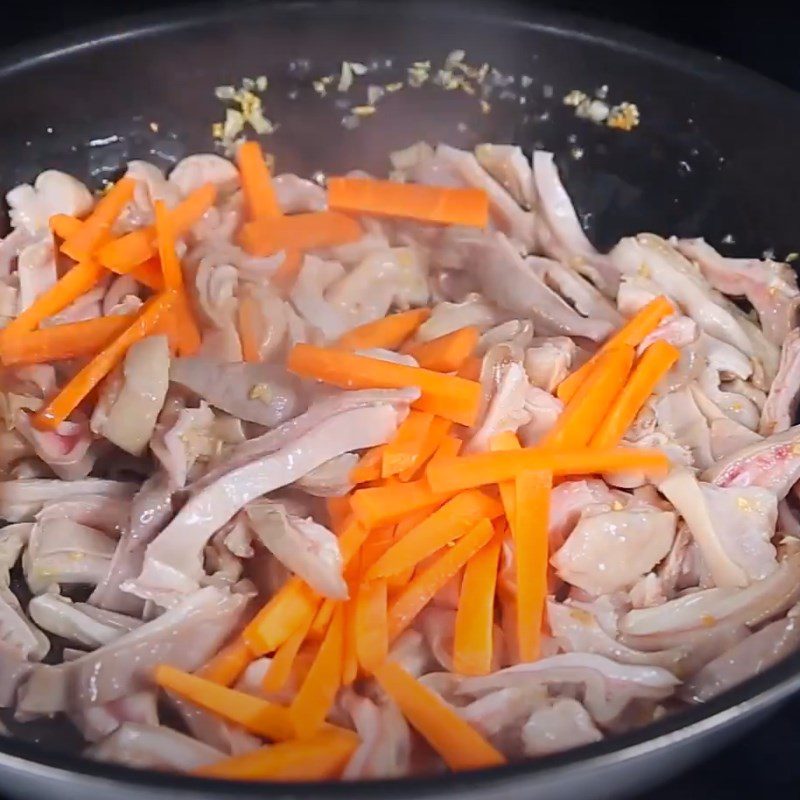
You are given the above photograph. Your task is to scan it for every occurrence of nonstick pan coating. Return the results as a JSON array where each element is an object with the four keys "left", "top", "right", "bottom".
[{"left": 1, "top": 2, "right": 800, "bottom": 799}]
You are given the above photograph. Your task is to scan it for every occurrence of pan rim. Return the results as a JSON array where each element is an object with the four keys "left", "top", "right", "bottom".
[{"left": 2, "top": 0, "right": 800, "bottom": 793}]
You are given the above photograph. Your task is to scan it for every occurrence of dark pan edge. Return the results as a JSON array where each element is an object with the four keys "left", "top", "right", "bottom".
[{"left": 1, "top": 0, "right": 800, "bottom": 794}]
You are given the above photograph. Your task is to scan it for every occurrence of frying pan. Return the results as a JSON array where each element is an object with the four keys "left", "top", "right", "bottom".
[{"left": 1, "top": 1, "right": 800, "bottom": 798}]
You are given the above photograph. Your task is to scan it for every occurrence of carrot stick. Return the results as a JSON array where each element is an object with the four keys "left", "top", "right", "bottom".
[
  {"left": 236, "top": 139, "right": 281, "bottom": 220},
  {"left": 96, "top": 184, "right": 217, "bottom": 272},
  {"left": 49, "top": 213, "right": 82, "bottom": 240},
  {"left": 590, "top": 340, "right": 680, "bottom": 448},
  {"left": 32, "top": 290, "right": 175, "bottom": 430},
  {"left": 397, "top": 416, "right": 452, "bottom": 481},
  {"left": 173, "top": 292, "right": 202, "bottom": 357},
  {"left": 0, "top": 259, "right": 106, "bottom": 341},
  {"left": 61, "top": 177, "right": 136, "bottom": 260},
  {"left": 342, "top": 595, "right": 359, "bottom": 686},
  {"left": 367, "top": 490, "right": 503, "bottom": 579},
  {"left": 403, "top": 326, "right": 480, "bottom": 373},
  {"left": 541, "top": 345, "right": 635, "bottom": 449},
  {"left": 262, "top": 606, "right": 318, "bottom": 693},
  {"left": 514, "top": 470, "right": 551, "bottom": 661},
  {"left": 243, "top": 577, "right": 319, "bottom": 655},
  {"left": 373, "top": 661, "right": 506, "bottom": 770},
  {"left": 350, "top": 478, "right": 452, "bottom": 529},
  {"left": 426, "top": 446, "right": 669, "bottom": 493},
  {"left": 195, "top": 637, "right": 254, "bottom": 687},
  {"left": 287, "top": 344, "right": 482, "bottom": 426},
  {"left": 154, "top": 664, "right": 294, "bottom": 740},
  {"left": 355, "top": 579, "right": 388, "bottom": 672},
  {"left": 309, "top": 598, "right": 336, "bottom": 640},
  {"left": 237, "top": 293, "right": 262, "bottom": 363},
  {"left": 453, "top": 534, "right": 502, "bottom": 676},
  {"left": 240, "top": 212, "right": 362, "bottom": 256},
  {"left": 490, "top": 431, "right": 522, "bottom": 533},
  {"left": 381, "top": 410, "right": 435, "bottom": 478},
  {"left": 290, "top": 604, "right": 344, "bottom": 738},
  {"left": 327, "top": 177, "right": 489, "bottom": 228},
  {"left": 338, "top": 308, "right": 431, "bottom": 350},
  {"left": 194, "top": 729, "right": 359, "bottom": 781},
  {"left": 350, "top": 446, "right": 385, "bottom": 484},
  {"left": 326, "top": 496, "right": 352, "bottom": 534},
  {"left": 129, "top": 258, "right": 165, "bottom": 290},
  {"left": 359, "top": 525, "right": 396, "bottom": 573},
  {"left": 387, "top": 518, "right": 494, "bottom": 641},
  {"left": 0, "top": 314, "right": 135, "bottom": 366},
  {"left": 557, "top": 295, "right": 673, "bottom": 402},
  {"left": 338, "top": 516, "right": 371, "bottom": 564},
  {"left": 429, "top": 434, "right": 463, "bottom": 464},
  {"left": 457, "top": 355, "right": 483, "bottom": 381}
]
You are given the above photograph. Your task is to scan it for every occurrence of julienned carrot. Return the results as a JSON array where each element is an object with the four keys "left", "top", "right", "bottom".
[
  {"left": 196, "top": 637, "right": 254, "bottom": 686},
  {"left": 350, "top": 446, "right": 385, "bottom": 484},
  {"left": 404, "top": 326, "right": 480, "bottom": 373},
  {"left": 287, "top": 344, "right": 482, "bottom": 426},
  {"left": 453, "top": 534, "right": 502, "bottom": 676},
  {"left": 240, "top": 212, "right": 362, "bottom": 257},
  {"left": 172, "top": 292, "right": 202, "bottom": 356},
  {"left": 426, "top": 447, "right": 669, "bottom": 493},
  {"left": 243, "top": 577, "right": 319, "bottom": 655},
  {"left": 96, "top": 183, "right": 217, "bottom": 271},
  {"left": 236, "top": 140, "right": 281, "bottom": 220},
  {"left": 194, "top": 729, "right": 360, "bottom": 781},
  {"left": 387, "top": 518, "right": 494, "bottom": 641},
  {"left": 397, "top": 416, "right": 452, "bottom": 481},
  {"left": 367, "top": 490, "right": 504, "bottom": 579},
  {"left": 457, "top": 355, "right": 483, "bottom": 381},
  {"left": 327, "top": 177, "right": 489, "bottom": 229},
  {"left": 541, "top": 345, "right": 635, "bottom": 449},
  {"left": 263, "top": 606, "right": 318, "bottom": 693},
  {"left": 309, "top": 598, "right": 336, "bottom": 639},
  {"left": 429, "top": 434, "right": 463, "bottom": 464},
  {"left": 350, "top": 478, "right": 452, "bottom": 529},
  {"left": 129, "top": 258, "right": 166, "bottom": 290},
  {"left": 373, "top": 661, "right": 506, "bottom": 771},
  {"left": 0, "top": 314, "right": 135, "bottom": 366},
  {"left": 237, "top": 292, "right": 263, "bottom": 363},
  {"left": 490, "top": 431, "right": 522, "bottom": 532},
  {"left": 326, "top": 496, "right": 352, "bottom": 534},
  {"left": 154, "top": 200, "right": 183, "bottom": 290},
  {"left": 33, "top": 291, "right": 175, "bottom": 430},
  {"left": 590, "top": 339, "right": 680, "bottom": 448},
  {"left": 0, "top": 259, "right": 106, "bottom": 341},
  {"left": 514, "top": 470, "right": 551, "bottom": 662},
  {"left": 557, "top": 295, "right": 673, "bottom": 402},
  {"left": 338, "top": 308, "right": 431, "bottom": 350},
  {"left": 61, "top": 177, "right": 136, "bottom": 260},
  {"left": 381, "top": 410, "right": 435, "bottom": 478},
  {"left": 49, "top": 213, "right": 82, "bottom": 240},
  {"left": 342, "top": 596, "right": 359, "bottom": 686},
  {"left": 290, "top": 604, "right": 344, "bottom": 738},
  {"left": 154, "top": 665, "right": 294, "bottom": 740},
  {"left": 355, "top": 579, "right": 388, "bottom": 672}
]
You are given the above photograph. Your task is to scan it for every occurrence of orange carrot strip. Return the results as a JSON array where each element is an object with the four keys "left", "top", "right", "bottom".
[
  {"left": 290, "top": 604, "right": 344, "bottom": 738},
  {"left": 359, "top": 525, "right": 396, "bottom": 572},
  {"left": 309, "top": 598, "right": 336, "bottom": 639},
  {"left": 426, "top": 447, "right": 669, "bottom": 493},
  {"left": 342, "top": 596, "right": 359, "bottom": 686},
  {"left": 129, "top": 258, "right": 165, "bottom": 290},
  {"left": 96, "top": 184, "right": 217, "bottom": 271},
  {"left": 240, "top": 212, "right": 362, "bottom": 256},
  {"left": 194, "top": 729, "right": 359, "bottom": 781},
  {"left": 430, "top": 434, "right": 463, "bottom": 464},
  {"left": 373, "top": 661, "right": 506, "bottom": 770},
  {"left": 381, "top": 410, "right": 435, "bottom": 478},
  {"left": 367, "top": 490, "right": 503, "bottom": 579},
  {"left": 287, "top": 344, "right": 482, "bottom": 426},
  {"left": 49, "top": 213, "right": 82, "bottom": 239},
  {"left": 457, "top": 355, "right": 483, "bottom": 381},
  {"left": 514, "top": 470, "right": 552, "bottom": 661},
  {"left": 590, "top": 340, "right": 681, "bottom": 448},
  {"left": 155, "top": 664, "right": 294, "bottom": 740},
  {"left": 0, "top": 314, "right": 135, "bottom": 366},
  {"left": 350, "top": 446, "right": 385, "bottom": 484},
  {"left": 173, "top": 292, "right": 202, "bottom": 357},
  {"left": 262, "top": 605, "right": 318, "bottom": 693},
  {"left": 404, "top": 326, "right": 480, "bottom": 373},
  {"left": 237, "top": 292, "right": 263, "bottom": 363},
  {"left": 453, "top": 534, "right": 502, "bottom": 676},
  {"left": 338, "top": 308, "right": 431, "bottom": 351},
  {"left": 326, "top": 496, "right": 352, "bottom": 534},
  {"left": 236, "top": 140, "right": 281, "bottom": 220},
  {"left": 196, "top": 637, "right": 254, "bottom": 686},
  {"left": 350, "top": 478, "right": 452, "bottom": 529},
  {"left": 271, "top": 249, "right": 304, "bottom": 293},
  {"left": 0, "top": 259, "right": 106, "bottom": 340},
  {"left": 396, "top": 416, "right": 452, "bottom": 482},
  {"left": 338, "top": 516, "right": 371, "bottom": 565},
  {"left": 387, "top": 518, "right": 494, "bottom": 641},
  {"left": 33, "top": 291, "right": 175, "bottom": 430},
  {"left": 541, "top": 345, "right": 635, "bottom": 449},
  {"left": 557, "top": 295, "right": 673, "bottom": 402},
  {"left": 490, "top": 431, "right": 522, "bottom": 533},
  {"left": 154, "top": 200, "right": 183, "bottom": 290},
  {"left": 243, "top": 577, "right": 319, "bottom": 655},
  {"left": 327, "top": 177, "right": 489, "bottom": 228},
  {"left": 355, "top": 579, "right": 388, "bottom": 672},
  {"left": 61, "top": 177, "right": 136, "bottom": 260}
]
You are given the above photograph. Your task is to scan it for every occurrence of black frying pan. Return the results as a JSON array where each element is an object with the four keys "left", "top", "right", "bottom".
[{"left": 1, "top": 2, "right": 800, "bottom": 799}]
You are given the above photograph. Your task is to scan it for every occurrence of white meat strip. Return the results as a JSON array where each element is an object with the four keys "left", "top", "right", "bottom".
[
  {"left": 522, "top": 699, "right": 603, "bottom": 756},
  {"left": 0, "top": 479, "right": 134, "bottom": 523},
  {"left": 760, "top": 328, "right": 800, "bottom": 435}
]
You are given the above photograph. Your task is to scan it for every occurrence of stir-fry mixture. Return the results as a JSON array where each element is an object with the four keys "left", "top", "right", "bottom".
[{"left": 1, "top": 139, "right": 799, "bottom": 781}]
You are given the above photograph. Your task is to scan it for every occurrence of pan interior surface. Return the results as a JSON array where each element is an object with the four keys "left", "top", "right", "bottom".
[{"left": 2, "top": 1, "right": 800, "bottom": 797}]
